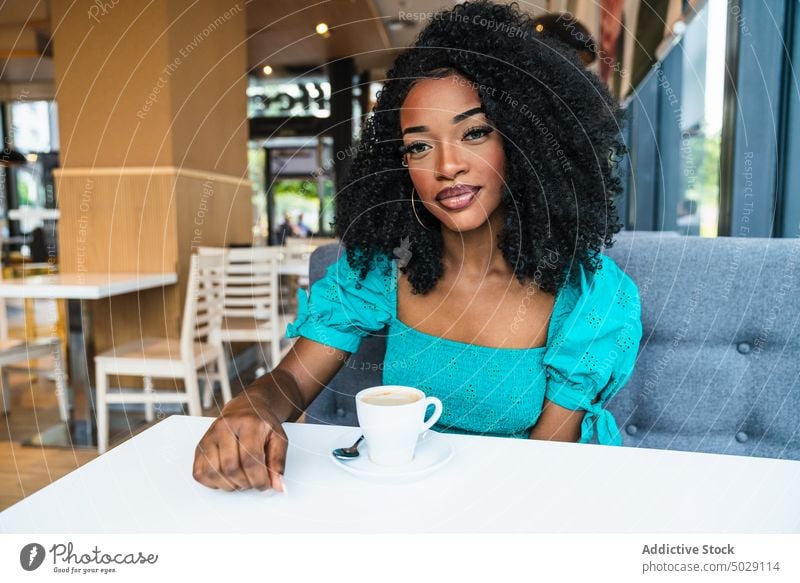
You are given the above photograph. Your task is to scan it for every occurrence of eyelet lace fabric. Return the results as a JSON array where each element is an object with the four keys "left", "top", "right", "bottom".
[{"left": 286, "top": 250, "right": 642, "bottom": 445}]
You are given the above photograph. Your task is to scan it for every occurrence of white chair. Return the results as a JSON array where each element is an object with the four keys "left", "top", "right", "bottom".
[
  {"left": 94, "top": 253, "right": 231, "bottom": 454},
  {"left": 0, "top": 272, "right": 70, "bottom": 422},
  {"left": 198, "top": 246, "right": 284, "bottom": 395},
  {"left": 279, "top": 238, "right": 314, "bottom": 314}
]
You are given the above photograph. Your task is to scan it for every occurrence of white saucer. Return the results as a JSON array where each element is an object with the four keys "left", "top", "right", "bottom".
[{"left": 328, "top": 428, "right": 454, "bottom": 484}]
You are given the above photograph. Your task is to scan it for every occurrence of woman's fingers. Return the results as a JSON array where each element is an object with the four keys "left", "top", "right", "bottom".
[
  {"left": 192, "top": 408, "right": 289, "bottom": 493},
  {"left": 192, "top": 444, "right": 217, "bottom": 489},
  {"left": 238, "top": 428, "right": 271, "bottom": 491},
  {"left": 209, "top": 443, "right": 239, "bottom": 492},
  {"left": 265, "top": 429, "right": 288, "bottom": 492},
  {"left": 193, "top": 438, "right": 237, "bottom": 491},
  {"left": 216, "top": 428, "right": 252, "bottom": 490}
]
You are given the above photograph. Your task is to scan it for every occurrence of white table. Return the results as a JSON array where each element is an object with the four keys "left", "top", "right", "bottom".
[
  {"left": 0, "top": 273, "right": 178, "bottom": 448},
  {"left": 2, "top": 415, "right": 799, "bottom": 533},
  {"left": 0, "top": 273, "right": 177, "bottom": 299}
]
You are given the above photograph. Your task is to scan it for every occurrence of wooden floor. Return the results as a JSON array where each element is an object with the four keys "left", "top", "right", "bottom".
[
  {"left": 0, "top": 299, "right": 288, "bottom": 512},
  {"left": 0, "top": 360, "right": 249, "bottom": 511}
]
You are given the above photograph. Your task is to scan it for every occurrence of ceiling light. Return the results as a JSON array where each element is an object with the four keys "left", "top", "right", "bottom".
[{"left": 386, "top": 18, "right": 416, "bottom": 32}]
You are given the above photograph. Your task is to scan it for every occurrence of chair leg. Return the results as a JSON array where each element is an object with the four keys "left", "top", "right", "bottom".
[
  {"left": 270, "top": 336, "right": 281, "bottom": 371},
  {"left": 96, "top": 364, "right": 109, "bottom": 455},
  {"left": 217, "top": 354, "right": 232, "bottom": 405},
  {"left": 184, "top": 368, "right": 202, "bottom": 417},
  {"left": 0, "top": 367, "right": 10, "bottom": 416},
  {"left": 53, "top": 345, "right": 70, "bottom": 424},
  {"left": 143, "top": 376, "right": 155, "bottom": 423},
  {"left": 201, "top": 366, "right": 213, "bottom": 410},
  {"left": 254, "top": 343, "right": 268, "bottom": 377}
]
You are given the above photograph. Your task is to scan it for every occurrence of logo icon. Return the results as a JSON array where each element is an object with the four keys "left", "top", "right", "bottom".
[
  {"left": 20, "top": 543, "right": 46, "bottom": 571},
  {"left": 392, "top": 236, "right": 413, "bottom": 268}
]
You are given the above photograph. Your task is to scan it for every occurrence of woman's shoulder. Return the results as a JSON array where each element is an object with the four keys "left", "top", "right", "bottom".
[
  {"left": 323, "top": 247, "right": 397, "bottom": 301},
  {"left": 590, "top": 252, "right": 639, "bottom": 295},
  {"left": 553, "top": 251, "right": 641, "bottom": 329},
  {"left": 287, "top": 248, "right": 396, "bottom": 352},
  {"left": 561, "top": 251, "right": 639, "bottom": 300}
]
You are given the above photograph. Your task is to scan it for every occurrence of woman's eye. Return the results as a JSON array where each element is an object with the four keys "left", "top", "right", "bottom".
[
  {"left": 401, "top": 126, "right": 492, "bottom": 161},
  {"left": 464, "top": 126, "right": 493, "bottom": 140},
  {"left": 404, "top": 142, "right": 429, "bottom": 157}
]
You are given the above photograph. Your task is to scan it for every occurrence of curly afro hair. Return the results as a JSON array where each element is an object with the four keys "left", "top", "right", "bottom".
[{"left": 334, "top": 0, "right": 627, "bottom": 295}]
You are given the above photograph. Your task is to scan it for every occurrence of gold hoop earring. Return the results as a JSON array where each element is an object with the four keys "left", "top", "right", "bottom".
[{"left": 410, "top": 187, "right": 432, "bottom": 231}]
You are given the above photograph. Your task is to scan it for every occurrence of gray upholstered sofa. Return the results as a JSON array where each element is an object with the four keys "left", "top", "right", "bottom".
[{"left": 302, "top": 232, "right": 800, "bottom": 461}]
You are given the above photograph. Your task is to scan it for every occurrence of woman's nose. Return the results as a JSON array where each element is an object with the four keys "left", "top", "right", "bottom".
[{"left": 434, "top": 140, "right": 468, "bottom": 179}]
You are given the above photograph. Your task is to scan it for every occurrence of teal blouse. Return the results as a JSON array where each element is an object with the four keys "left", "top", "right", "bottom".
[{"left": 286, "top": 251, "right": 642, "bottom": 446}]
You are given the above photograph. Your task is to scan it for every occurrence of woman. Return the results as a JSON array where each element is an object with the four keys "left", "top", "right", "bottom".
[{"left": 193, "top": 0, "right": 642, "bottom": 493}]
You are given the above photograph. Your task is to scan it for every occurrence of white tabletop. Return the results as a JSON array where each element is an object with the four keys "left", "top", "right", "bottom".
[
  {"left": 0, "top": 273, "right": 178, "bottom": 299},
  {"left": 2, "top": 416, "right": 799, "bottom": 534}
]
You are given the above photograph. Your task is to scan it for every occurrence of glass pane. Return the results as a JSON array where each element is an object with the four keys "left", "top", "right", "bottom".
[
  {"left": 319, "top": 178, "right": 335, "bottom": 236},
  {"left": 247, "top": 76, "right": 330, "bottom": 119},
  {"left": 273, "top": 179, "right": 320, "bottom": 241},
  {"left": 247, "top": 141, "right": 267, "bottom": 245},
  {"left": 676, "top": 0, "right": 728, "bottom": 237},
  {"left": 9, "top": 100, "right": 58, "bottom": 153}
]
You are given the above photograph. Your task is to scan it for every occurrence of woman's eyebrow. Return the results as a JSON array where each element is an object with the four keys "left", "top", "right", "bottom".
[{"left": 401, "top": 106, "right": 485, "bottom": 136}]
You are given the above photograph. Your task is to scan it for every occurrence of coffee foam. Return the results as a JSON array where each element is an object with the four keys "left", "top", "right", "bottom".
[{"left": 361, "top": 389, "right": 421, "bottom": 406}]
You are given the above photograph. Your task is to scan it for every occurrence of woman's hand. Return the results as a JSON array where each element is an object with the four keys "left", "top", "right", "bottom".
[
  {"left": 191, "top": 337, "right": 351, "bottom": 494},
  {"left": 192, "top": 392, "right": 288, "bottom": 492}
]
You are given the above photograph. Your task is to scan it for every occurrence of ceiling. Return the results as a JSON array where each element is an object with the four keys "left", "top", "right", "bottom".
[
  {"left": 0, "top": 0, "right": 550, "bottom": 89},
  {"left": 246, "top": 0, "right": 550, "bottom": 77}
]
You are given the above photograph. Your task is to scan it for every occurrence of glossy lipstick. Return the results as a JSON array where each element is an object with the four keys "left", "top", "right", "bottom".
[{"left": 435, "top": 184, "right": 481, "bottom": 211}]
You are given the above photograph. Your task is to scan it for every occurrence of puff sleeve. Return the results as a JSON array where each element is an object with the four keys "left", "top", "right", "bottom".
[
  {"left": 285, "top": 251, "right": 394, "bottom": 353},
  {"left": 542, "top": 254, "right": 643, "bottom": 445}
]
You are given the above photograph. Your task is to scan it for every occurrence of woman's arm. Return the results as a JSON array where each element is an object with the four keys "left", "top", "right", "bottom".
[
  {"left": 192, "top": 337, "right": 348, "bottom": 492},
  {"left": 527, "top": 399, "right": 582, "bottom": 442},
  {"left": 527, "top": 394, "right": 601, "bottom": 443},
  {"left": 241, "top": 337, "right": 348, "bottom": 423}
]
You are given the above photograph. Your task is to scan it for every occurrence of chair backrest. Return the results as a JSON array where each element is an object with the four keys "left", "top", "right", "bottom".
[
  {"left": 283, "top": 237, "right": 340, "bottom": 261},
  {"left": 282, "top": 238, "right": 312, "bottom": 264},
  {"left": 602, "top": 233, "right": 800, "bottom": 461},
  {"left": 181, "top": 252, "right": 225, "bottom": 359},
  {"left": 303, "top": 233, "right": 800, "bottom": 461},
  {"left": 197, "top": 246, "right": 281, "bottom": 324}
]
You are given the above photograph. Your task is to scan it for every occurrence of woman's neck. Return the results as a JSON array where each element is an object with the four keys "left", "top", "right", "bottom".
[{"left": 440, "top": 210, "right": 511, "bottom": 279}]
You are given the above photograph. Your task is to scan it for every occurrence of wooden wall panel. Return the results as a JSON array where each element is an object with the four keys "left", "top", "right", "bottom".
[
  {"left": 51, "top": 0, "right": 175, "bottom": 168},
  {"left": 54, "top": 170, "right": 179, "bottom": 274},
  {"left": 166, "top": 0, "right": 249, "bottom": 178}
]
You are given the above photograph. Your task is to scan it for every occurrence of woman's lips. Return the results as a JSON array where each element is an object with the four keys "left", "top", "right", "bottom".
[{"left": 436, "top": 186, "right": 481, "bottom": 211}]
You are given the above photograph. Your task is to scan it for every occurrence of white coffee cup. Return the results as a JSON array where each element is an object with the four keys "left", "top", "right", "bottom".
[{"left": 355, "top": 385, "right": 443, "bottom": 466}]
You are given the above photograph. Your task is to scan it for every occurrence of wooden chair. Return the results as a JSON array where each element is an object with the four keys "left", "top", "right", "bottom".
[
  {"left": 279, "top": 239, "right": 313, "bottom": 313},
  {"left": 198, "top": 246, "right": 283, "bottom": 396},
  {"left": 94, "top": 253, "right": 231, "bottom": 454},
  {"left": 0, "top": 267, "right": 70, "bottom": 422}
]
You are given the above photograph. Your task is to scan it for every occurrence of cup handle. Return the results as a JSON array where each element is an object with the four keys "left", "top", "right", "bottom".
[{"left": 420, "top": 397, "right": 443, "bottom": 432}]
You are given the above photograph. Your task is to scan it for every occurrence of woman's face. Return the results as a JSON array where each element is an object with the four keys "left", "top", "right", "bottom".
[{"left": 399, "top": 74, "right": 506, "bottom": 233}]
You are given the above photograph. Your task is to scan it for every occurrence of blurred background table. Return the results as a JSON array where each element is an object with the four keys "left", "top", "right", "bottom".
[{"left": 0, "top": 273, "right": 178, "bottom": 448}]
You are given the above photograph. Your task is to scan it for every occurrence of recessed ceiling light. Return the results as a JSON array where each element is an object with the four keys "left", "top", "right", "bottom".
[
  {"left": 263, "top": 65, "right": 273, "bottom": 75},
  {"left": 316, "top": 22, "right": 329, "bottom": 35}
]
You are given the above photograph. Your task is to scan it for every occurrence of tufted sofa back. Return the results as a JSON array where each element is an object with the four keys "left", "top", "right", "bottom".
[{"left": 302, "top": 233, "right": 800, "bottom": 460}]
